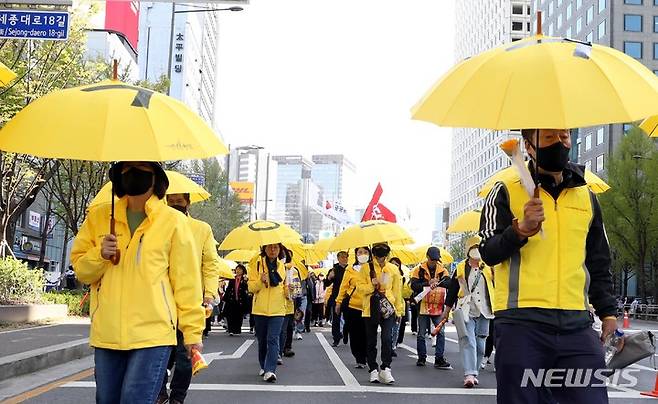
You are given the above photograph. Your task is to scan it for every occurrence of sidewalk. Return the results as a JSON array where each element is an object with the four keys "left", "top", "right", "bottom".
[{"left": 0, "top": 319, "right": 91, "bottom": 381}]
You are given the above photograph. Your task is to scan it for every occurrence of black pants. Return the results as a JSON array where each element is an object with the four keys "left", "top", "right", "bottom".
[
  {"left": 159, "top": 330, "right": 191, "bottom": 402},
  {"left": 397, "top": 301, "right": 408, "bottom": 344},
  {"left": 203, "top": 316, "right": 211, "bottom": 336},
  {"left": 484, "top": 318, "right": 495, "bottom": 358},
  {"left": 304, "top": 300, "right": 312, "bottom": 332},
  {"left": 312, "top": 303, "right": 324, "bottom": 323},
  {"left": 410, "top": 303, "right": 419, "bottom": 333},
  {"left": 226, "top": 305, "right": 244, "bottom": 334},
  {"left": 344, "top": 307, "right": 367, "bottom": 365},
  {"left": 284, "top": 313, "right": 294, "bottom": 351},
  {"left": 364, "top": 315, "right": 395, "bottom": 372},
  {"left": 327, "top": 299, "right": 343, "bottom": 343},
  {"left": 495, "top": 322, "right": 608, "bottom": 404},
  {"left": 249, "top": 313, "right": 255, "bottom": 331}
]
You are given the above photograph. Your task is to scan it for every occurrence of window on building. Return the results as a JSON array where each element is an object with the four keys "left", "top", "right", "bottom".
[
  {"left": 548, "top": 1, "right": 554, "bottom": 17},
  {"left": 623, "top": 123, "right": 633, "bottom": 133},
  {"left": 549, "top": 23, "right": 554, "bottom": 36},
  {"left": 599, "top": 0, "right": 606, "bottom": 12},
  {"left": 557, "top": 14, "right": 563, "bottom": 29},
  {"left": 598, "top": 20, "right": 606, "bottom": 38},
  {"left": 578, "top": 142, "right": 582, "bottom": 158},
  {"left": 577, "top": 17, "right": 583, "bottom": 33},
  {"left": 585, "top": 134, "right": 592, "bottom": 151},
  {"left": 585, "top": 160, "right": 592, "bottom": 171},
  {"left": 596, "top": 154, "right": 605, "bottom": 172},
  {"left": 587, "top": 31, "right": 593, "bottom": 42},
  {"left": 654, "top": 16, "right": 658, "bottom": 33},
  {"left": 625, "top": 0, "right": 642, "bottom": 4},
  {"left": 654, "top": 43, "right": 658, "bottom": 59},
  {"left": 597, "top": 128, "right": 604, "bottom": 145},
  {"left": 625, "top": 15, "right": 643, "bottom": 32},
  {"left": 587, "top": 6, "right": 594, "bottom": 24},
  {"left": 527, "top": 22, "right": 531, "bottom": 31},
  {"left": 577, "top": 0, "right": 583, "bottom": 9},
  {"left": 513, "top": 21, "right": 524, "bottom": 31},
  {"left": 566, "top": 26, "right": 573, "bottom": 38},
  {"left": 624, "top": 41, "right": 643, "bottom": 58},
  {"left": 513, "top": 4, "right": 523, "bottom": 14},
  {"left": 567, "top": 4, "right": 572, "bottom": 19}
]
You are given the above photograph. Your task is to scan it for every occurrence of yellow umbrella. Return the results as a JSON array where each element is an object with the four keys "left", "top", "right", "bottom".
[
  {"left": 638, "top": 116, "right": 658, "bottom": 138},
  {"left": 218, "top": 259, "right": 236, "bottom": 280},
  {"left": 329, "top": 220, "right": 414, "bottom": 251},
  {"left": 446, "top": 210, "right": 482, "bottom": 234},
  {"left": 413, "top": 245, "right": 454, "bottom": 265},
  {"left": 315, "top": 237, "right": 336, "bottom": 252},
  {"left": 390, "top": 245, "right": 422, "bottom": 265},
  {"left": 478, "top": 164, "right": 611, "bottom": 197},
  {"left": 0, "top": 61, "right": 16, "bottom": 86},
  {"left": 88, "top": 170, "right": 211, "bottom": 209},
  {"left": 290, "top": 243, "right": 328, "bottom": 266},
  {"left": 412, "top": 34, "right": 658, "bottom": 129},
  {"left": 0, "top": 79, "right": 228, "bottom": 161},
  {"left": 219, "top": 220, "right": 302, "bottom": 251},
  {"left": 223, "top": 249, "right": 258, "bottom": 262}
]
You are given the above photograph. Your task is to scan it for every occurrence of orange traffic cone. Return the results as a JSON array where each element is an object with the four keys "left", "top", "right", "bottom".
[
  {"left": 641, "top": 373, "right": 658, "bottom": 398},
  {"left": 623, "top": 310, "right": 630, "bottom": 329}
]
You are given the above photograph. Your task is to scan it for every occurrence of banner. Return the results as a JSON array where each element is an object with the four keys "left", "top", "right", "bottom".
[
  {"left": 230, "top": 181, "right": 254, "bottom": 204},
  {"left": 361, "top": 183, "right": 397, "bottom": 223}
]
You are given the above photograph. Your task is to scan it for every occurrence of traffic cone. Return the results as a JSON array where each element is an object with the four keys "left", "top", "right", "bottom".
[
  {"left": 623, "top": 310, "right": 630, "bottom": 329},
  {"left": 641, "top": 373, "right": 658, "bottom": 398}
]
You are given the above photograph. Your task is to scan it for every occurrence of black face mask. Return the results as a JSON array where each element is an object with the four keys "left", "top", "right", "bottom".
[
  {"left": 121, "top": 167, "right": 153, "bottom": 196},
  {"left": 531, "top": 141, "right": 571, "bottom": 173},
  {"left": 372, "top": 246, "right": 390, "bottom": 258},
  {"left": 170, "top": 204, "right": 188, "bottom": 215}
]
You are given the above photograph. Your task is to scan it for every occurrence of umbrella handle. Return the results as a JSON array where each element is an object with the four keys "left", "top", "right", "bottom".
[
  {"left": 533, "top": 185, "right": 544, "bottom": 234},
  {"left": 110, "top": 217, "right": 121, "bottom": 265}
]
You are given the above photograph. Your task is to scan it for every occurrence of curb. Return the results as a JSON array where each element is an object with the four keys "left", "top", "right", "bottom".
[{"left": 0, "top": 338, "right": 92, "bottom": 381}]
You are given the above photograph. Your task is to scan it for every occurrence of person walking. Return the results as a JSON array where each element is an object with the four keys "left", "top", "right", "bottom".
[
  {"left": 388, "top": 257, "right": 405, "bottom": 358},
  {"left": 313, "top": 274, "right": 326, "bottom": 327},
  {"left": 71, "top": 162, "right": 204, "bottom": 404},
  {"left": 223, "top": 264, "right": 249, "bottom": 335},
  {"left": 325, "top": 251, "right": 349, "bottom": 346},
  {"left": 480, "top": 128, "right": 617, "bottom": 403}
]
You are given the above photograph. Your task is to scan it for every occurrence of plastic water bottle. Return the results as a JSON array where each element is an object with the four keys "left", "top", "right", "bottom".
[{"left": 604, "top": 329, "right": 624, "bottom": 366}]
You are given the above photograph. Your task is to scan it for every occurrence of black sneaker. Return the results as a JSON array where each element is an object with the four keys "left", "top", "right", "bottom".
[
  {"left": 434, "top": 357, "right": 453, "bottom": 370},
  {"left": 283, "top": 349, "right": 295, "bottom": 358},
  {"left": 391, "top": 350, "right": 398, "bottom": 358},
  {"left": 416, "top": 358, "right": 426, "bottom": 366},
  {"left": 332, "top": 341, "right": 340, "bottom": 347}
]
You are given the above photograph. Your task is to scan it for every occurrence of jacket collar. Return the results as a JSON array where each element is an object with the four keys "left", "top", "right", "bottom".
[
  {"left": 114, "top": 194, "right": 165, "bottom": 225},
  {"left": 529, "top": 161, "right": 587, "bottom": 189}
]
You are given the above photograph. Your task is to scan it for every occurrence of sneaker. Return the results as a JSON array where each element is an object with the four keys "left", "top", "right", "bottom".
[
  {"left": 169, "top": 399, "right": 182, "bottom": 404},
  {"left": 480, "top": 361, "right": 487, "bottom": 369},
  {"left": 416, "top": 358, "right": 426, "bottom": 366},
  {"left": 434, "top": 357, "right": 453, "bottom": 370},
  {"left": 249, "top": 328, "right": 254, "bottom": 334},
  {"left": 259, "top": 369, "right": 265, "bottom": 376},
  {"left": 331, "top": 341, "right": 340, "bottom": 347},
  {"left": 277, "top": 355, "right": 283, "bottom": 365},
  {"left": 319, "top": 322, "right": 324, "bottom": 327},
  {"left": 412, "top": 331, "right": 417, "bottom": 336},
  {"left": 295, "top": 332, "right": 303, "bottom": 341},
  {"left": 391, "top": 350, "right": 397, "bottom": 358},
  {"left": 283, "top": 349, "right": 295, "bottom": 358},
  {"left": 474, "top": 377, "right": 479, "bottom": 386},
  {"left": 264, "top": 372, "right": 277, "bottom": 382},
  {"left": 229, "top": 332, "right": 234, "bottom": 336},
  {"left": 464, "top": 375, "right": 475, "bottom": 388},
  {"left": 369, "top": 369, "right": 380, "bottom": 383},
  {"left": 379, "top": 368, "right": 395, "bottom": 384},
  {"left": 355, "top": 363, "right": 366, "bottom": 369}
]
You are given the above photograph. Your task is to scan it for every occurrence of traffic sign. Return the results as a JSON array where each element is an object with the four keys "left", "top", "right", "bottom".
[{"left": 0, "top": 10, "right": 69, "bottom": 41}]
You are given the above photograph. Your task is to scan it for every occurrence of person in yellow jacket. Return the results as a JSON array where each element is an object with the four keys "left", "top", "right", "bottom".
[
  {"left": 388, "top": 257, "right": 406, "bottom": 358},
  {"left": 155, "top": 192, "right": 225, "bottom": 403},
  {"left": 71, "top": 161, "right": 204, "bottom": 404},
  {"left": 336, "top": 247, "right": 369, "bottom": 369},
  {"left": 247, "top": 243, "right": 290, "bottom": 383},
  {"left": 279, "top": 248, "right": 299, "bottom": 361},
  {"left": 440, "top": 236, "right": 494, "bottom": 388},
  {"left": 358, "top": 242, "right": 398, "bottom": 385}
]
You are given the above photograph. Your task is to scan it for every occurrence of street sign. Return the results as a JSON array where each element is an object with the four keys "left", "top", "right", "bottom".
[
  {"left": 0, "top": 10, "right": 69, "bottom": 41},
  {"left": 188, "top": 173, "right": 205, "bottom": 187}
]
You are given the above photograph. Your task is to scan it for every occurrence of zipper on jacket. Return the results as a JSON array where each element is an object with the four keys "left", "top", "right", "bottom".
[
  {"left": 91, "top": 283, "right": 101, "bottom": 321},
  {"left": 135, "top": 235, "right": 144, "bottom": 265},
  {"left": 161, "top": 281, "right": 175, "bottom": 330}
]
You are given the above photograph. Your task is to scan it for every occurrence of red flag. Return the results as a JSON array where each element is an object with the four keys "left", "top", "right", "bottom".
[
  {"left": 361, "top": 183, "right": 397, "bottom": 223},
  {"left": 361, "top": 183, "right": 383, "bottom": 221},
  {"left": 373, "top": 203, "right": 397, "bottom": 223},
  {"left": 325, "top": 200, "right": 332, "bottom": 210}
]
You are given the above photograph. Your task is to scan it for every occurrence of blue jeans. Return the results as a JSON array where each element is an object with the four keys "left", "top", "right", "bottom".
[
  {"left": 254, "top": 315, "right": 284, "bottom": 373},
  {"left": 417, "top": 315, "right": 445, "bottom": 360},
  {"left": 159, "top": 330, "right": 192, "bottom": 401},
  {"left": 391, "top": 318, "right": 401, "bottom": 349},
  {"left": 294, "top": 296, "right": 307, "bottom": 333},
  {"left": 458, "top": 315, "right": 490, "bottom": 376},
  {"left": 95, "top": 345, "right": 172, "bottom": 404},
  {"left": 279, "top": 315, "right": 291, "bottom": 355}
]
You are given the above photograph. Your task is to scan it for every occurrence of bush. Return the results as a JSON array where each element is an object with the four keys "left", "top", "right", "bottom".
[
  {"left": 0, "top": 258, "right": 44, "bottom": 305},
  {"left": 42, "top": 290, "right": 90, "bottom": 316}
]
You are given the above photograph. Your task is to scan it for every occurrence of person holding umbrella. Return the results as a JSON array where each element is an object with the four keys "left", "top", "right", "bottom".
[
  {"left": 71, "top": 161, "right": 204, "bottom": 404},
  {"left": 248, "top": 243, "right": 289, "bottom": 383},
  {"left": 480, "top": 129, "right": 617, "bottom": 403}
]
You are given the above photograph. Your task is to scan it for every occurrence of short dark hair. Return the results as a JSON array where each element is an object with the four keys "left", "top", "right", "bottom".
[
  {"left": 235, "top": 264, "right": 246, "bottom": 274},
  {"left": 260, "top": 243, "right": 286, "bottom": 260},
  {"left": 521, "top": 129, "right": 538, "bottom": 145},
  {"left": 353, "top": 246, "right": 371, "bottom": 266},
  {"left": 109, "top": 162, "right": 168, "bottom": 199},
  {"left": 389, "top": 257, "right": 402, "bottom": 267}
]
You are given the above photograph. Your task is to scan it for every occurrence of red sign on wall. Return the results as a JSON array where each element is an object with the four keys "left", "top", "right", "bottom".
[{"left": 104, "top": 0, "right": 139, "bottom": 50}]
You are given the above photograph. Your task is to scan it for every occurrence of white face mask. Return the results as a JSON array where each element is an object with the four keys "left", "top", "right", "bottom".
[
  {"left": 468, "top": 248, "right": 481, "bottom": 260},
  {"left": 357, "top": 254, "right": 370, "bottom": 264}
]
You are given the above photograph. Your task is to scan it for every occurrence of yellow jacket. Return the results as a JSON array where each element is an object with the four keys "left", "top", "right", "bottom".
[
  {"left": 247, "top": 256, "right": 289, "bottom": 317},
  {"left": 456, "top": 260, "right": 495, "bottom": 303},
  {"left": 357, "top": 260, "right": 397, "bottom": 318},
  {"left": 187, "top": 216, "right": 225, "bottom": 300},
  {"left": 71, "top": 196, "right": 204, "bottom": 350},
  {"left": 336, "top": 265, "right": 365, "bottom": 311},
  {"left": 410, "top": 262, "right": 449, "bottom": 315},
  {"left": 391, "top": 269, "right": 404, "bottom": 317}
]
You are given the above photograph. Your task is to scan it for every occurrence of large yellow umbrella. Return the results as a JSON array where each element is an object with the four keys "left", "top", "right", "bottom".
[
  {"left": 315, "top": 237, "right": 336, "bottom": 252},
  {"left": 446, "top": 210, "right": 482, "bottom": 234},
  {"left": 329, "top": 220, "right": 414, "bottom": 251},
  {"left": 0, "top": 61, "right": 16, "bottom": 86},
  {"left": 478, "top": 164, "right": 611, "bottom": 197},
  {"left": 88, "top": 170, "right": 211, "bottom": 209},
  {"left": 413, "top": 245, "right": 454, "bottom": 265},
  {"left": 219, "top": 220, "right": 302, "bottom": 251},
  {"left": 290, "top": 243, "right": 328, "bottom": 266},
  {"left": 0, "top": 79, "right": 228, "bottom": 161},
  {"left": 224, "top": 249, "right": 258, "bottom": 262},
  {"left": 412, "top": 34, "right": 658, "bottom": 130},
  {"left": 217, "top": 259, "right": 236, "bottom": 280},
  {"left": 390, "top": 245, "right": 422, "bottom": 265},
  {"left": 638, "top": 116, "right": 658, "bottom": 138}
]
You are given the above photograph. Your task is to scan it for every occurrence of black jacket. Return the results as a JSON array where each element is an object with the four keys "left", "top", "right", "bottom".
[
  {"left": 479, "top": 162, "right": 617, "bottom": 331},
  {"left": 324, "top": 263, "right": 347, "bottom": 303},
  {"left": 224, "top": 277, "right": 249, "bottom": 308}
]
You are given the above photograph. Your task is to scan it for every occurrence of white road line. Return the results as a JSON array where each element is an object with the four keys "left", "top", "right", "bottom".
[
  {"left": 397, "top": 343, "right": 434, "bottom": 364},
  {"left": 0, "top": 324, "right": 57, "bottom": 334},
  {"left": 60, "top": 381, "right": 652, "bottom": 398},
  {"left": 315, "top": 332, "right": 360, "bottom": 387},
  {"left": 630, "top": 363, "right": 658, "bottom": 373}
]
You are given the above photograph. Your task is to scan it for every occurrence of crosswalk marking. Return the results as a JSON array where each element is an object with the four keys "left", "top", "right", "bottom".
[{"left": 315, "top": 332, "right": 360, "bottom": 387}]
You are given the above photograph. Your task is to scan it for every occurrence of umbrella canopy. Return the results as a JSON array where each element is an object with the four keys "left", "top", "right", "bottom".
[
  {"left": 412, "top": 245, "right": 454, "bottom": 265},
  {"left": 446, "top": 210, "right": 482, "bottom": 234},
  {"left": 223, "top": 249, "right": 258, "bottom": 263},
  {"left": 0, "top": 79, "right": 228, "bottom": 161},
  {"left": 412, "top": 35, "right": 658, "bottom": 129},
  {"left": 478, "top": 164, "right": 611, "bottom": 197},
  {"left": 0, "top": 61, "right": 16, "bottom": 86},
  {"left": 315, "top": 237, "right": 337, "bottom": 252},
  {"left": 290, "top": 243, "right": 328, "bottom": 266},
  {"left": 219, "top": 220, "right": 302, "bottom": 251},
  {"left": 88, "top": 170, "right": 211, "bottom": 209},
  {"left": 217, "top": 259, "right": 236, "bottom": 280},
  {"left": 329, "top": 220, "right": 414, "bottom": 251},
  {"left": 638, "top": 116, "right": 658, "bottom": 138}
]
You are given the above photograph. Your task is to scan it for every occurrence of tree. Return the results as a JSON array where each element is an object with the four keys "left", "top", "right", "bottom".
[
  {"left": 188, "top": 158, "right": 249, "bottom": 244},
  {"left": 599, "top": 127, "right": 658, "bottom": 301},
  {"left": 447, "top": 231, "right": 475, "bottom": 265}
]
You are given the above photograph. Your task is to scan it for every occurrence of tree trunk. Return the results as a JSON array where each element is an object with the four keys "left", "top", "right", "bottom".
[{"left": 37, "top": 196, "right": 52, "bottom": 269}]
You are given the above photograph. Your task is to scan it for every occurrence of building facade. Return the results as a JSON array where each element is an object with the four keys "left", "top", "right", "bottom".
[{"left": 228, "top": 146, "right": 277, "bottom": 221}]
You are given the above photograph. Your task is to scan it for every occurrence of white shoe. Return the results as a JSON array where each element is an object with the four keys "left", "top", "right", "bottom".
[
  {"left": 295, "top": 333, "right": 303, "bottom": 341},
  {"left": 379, "top": 368, "right": 395, "bottom": 384},
  {"left": 355, "top": 363, "right": 366, "bottom": 369},
  {"left": 263, "top": 372, "right": 277, "bottom": 382},
  {"left": 369, "top": 369, "right": 380, "bottom": 383},
  {"left": 480, "top": 362, "right": 487, "bottom": 369},
  {"left": 259, "top": 369, "right": 265, "bottom": 376}
]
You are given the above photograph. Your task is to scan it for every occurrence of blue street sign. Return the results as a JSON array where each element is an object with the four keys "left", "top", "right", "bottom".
[
  {"left": 0, "top": 10, "right": 69, "bottom": 41},
  {"left": 188, "top": 174, "right": 205, "bottom": 187}
]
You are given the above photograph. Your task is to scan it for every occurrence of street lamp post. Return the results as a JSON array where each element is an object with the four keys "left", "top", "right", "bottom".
[{"left": 166, "top": 5, "right": 243, "bottom": 95}]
